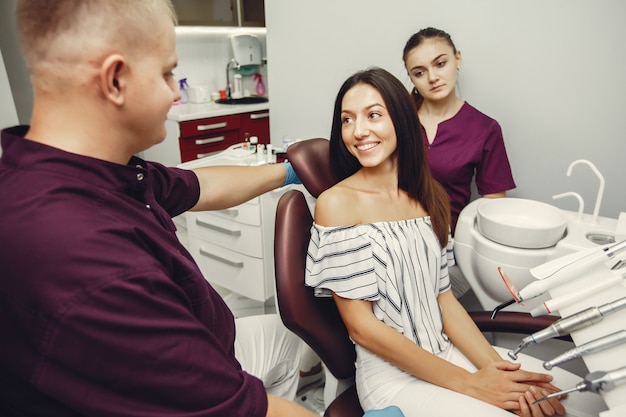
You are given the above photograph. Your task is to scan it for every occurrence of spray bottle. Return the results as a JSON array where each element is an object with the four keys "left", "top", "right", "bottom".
[
  {"left": 253, "top": 73, "right": 266, "bottom": 97},
  {"left": 178, "top": 78, "right": 189, "bottom": 104}
]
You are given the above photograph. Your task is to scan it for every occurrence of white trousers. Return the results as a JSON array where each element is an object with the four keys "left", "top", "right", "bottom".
[
  {"left": 356, "top": 344, "right": 607, "bottom": 417},
  {"left": 234, "top": 314, "right": 303, "bottom": 400}
]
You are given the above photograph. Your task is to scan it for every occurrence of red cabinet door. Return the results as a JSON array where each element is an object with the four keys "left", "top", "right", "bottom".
[{"left": 239, "top": 110, "right": 270, "bottom": 145}]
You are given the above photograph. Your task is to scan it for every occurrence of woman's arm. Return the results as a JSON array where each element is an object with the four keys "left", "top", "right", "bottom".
[
  {"left": 439, "top": 290, "right": 501, "bottom": 367},
  {"left": 333, "top": 293, "right": 555, "bottom": 412},
  {"left": 439, "top": 290, "right": 566, "bottom": 415}
]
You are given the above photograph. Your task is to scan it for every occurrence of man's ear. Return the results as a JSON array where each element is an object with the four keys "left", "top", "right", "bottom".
[{"left": 100, "top": 54, "right": 126, "bottom": 106}]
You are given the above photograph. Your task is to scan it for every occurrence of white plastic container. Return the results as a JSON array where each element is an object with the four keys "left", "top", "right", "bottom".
[
  {"left": 188, "top": 85, "right": 211, "bottom": 103},
  {"left": 249, "top": 136, "right": 258, "bottom": 153}
]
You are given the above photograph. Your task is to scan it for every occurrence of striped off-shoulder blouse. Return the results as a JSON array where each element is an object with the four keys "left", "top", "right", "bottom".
[{"left": 306, "top": 217, "right": 454, "bottom": 354}]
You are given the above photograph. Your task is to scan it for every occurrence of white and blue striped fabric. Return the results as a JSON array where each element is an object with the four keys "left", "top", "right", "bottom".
[{"left": 306, "top": 217, "right": 454, "bottom": 355}]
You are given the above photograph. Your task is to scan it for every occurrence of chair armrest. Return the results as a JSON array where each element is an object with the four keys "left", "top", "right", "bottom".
[{"left": 468, "top": 311, "right": 573, "bottom": 343}]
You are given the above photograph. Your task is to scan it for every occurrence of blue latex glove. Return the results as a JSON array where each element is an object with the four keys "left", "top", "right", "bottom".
[
  {"left": 363, "top": 406, "right": 405, "bottom": 417},
  {"left": 283, "top": 161, "right": 302, "bottom": 186}
]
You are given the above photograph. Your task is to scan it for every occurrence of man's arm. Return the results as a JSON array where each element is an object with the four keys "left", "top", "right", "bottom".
[{"left": 191, "top": 164, "right": 289, "bottom": 211}]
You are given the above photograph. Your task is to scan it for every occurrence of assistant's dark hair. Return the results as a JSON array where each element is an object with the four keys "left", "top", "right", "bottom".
[
  {"left": 402, "top": 27, "right": 457, "bottom": 108},
  {"left": 329, "top": 67, "right": 450, "bottom": 247}
]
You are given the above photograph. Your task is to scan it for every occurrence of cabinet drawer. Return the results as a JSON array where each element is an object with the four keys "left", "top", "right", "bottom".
[
  {"left": 187, "top": 212, "right": 263, "bottom": 257},
  {"left": 189, "top": 239, "right": 267, "bottom": 302},
  {"left": 179, "top": 114, "right": 241, "bottom": 138},
  {"left": 179, "top": 133, "right": 241, "bottom": 162},
  {"left": 179, "top": 129, "right": 240, "bottom": 152},
  {"left": 205, "top": 201, "right": 261, "bottom": 226}
]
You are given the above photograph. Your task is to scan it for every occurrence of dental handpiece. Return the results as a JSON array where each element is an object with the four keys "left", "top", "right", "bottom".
[
  {"left": 543, "top": 330, "right": 626, "bottom": 370},
  {"left": 507, "top": 295, "right": 626, "bottom": 360},
  {"left": 517, "top": 239, "right": 626, "bottom": 302},
  {"left": 533, "top": 366, "right": 626, "bottom": 405},
  {"left": 530, "top": 271, "right": 625, "bottom": 316}
]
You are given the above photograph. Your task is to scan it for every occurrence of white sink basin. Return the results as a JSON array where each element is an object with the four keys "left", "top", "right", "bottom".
[{"left": 477, "top": 198, "right": 567, "bottom": 249}]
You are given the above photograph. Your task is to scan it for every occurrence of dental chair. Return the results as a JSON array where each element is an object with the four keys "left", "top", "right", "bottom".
[{"left": 273, "top": 138, "right": 571, "bottom": 417}]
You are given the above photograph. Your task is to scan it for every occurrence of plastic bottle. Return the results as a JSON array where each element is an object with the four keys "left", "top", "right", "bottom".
[
  {"left": 257, "top": 144, "right": 265, "bottom": 163},
  {"left": 243, "top": 132, "right": 250, "bottom": 150},
  {"left": 232, "top": 74, "right": 243, "bottom": 99},
  {"left": 249, "top": 136, "right": 258, "bottom": 153},
  {"left": 253, "top": 73, "right": 266, "bottom": 97},
  {"left": 266, "top": 144, "right": 275, "bottom": 164},
  {"left": 178, "top": 78, "right": 189, "bottom": 104}
]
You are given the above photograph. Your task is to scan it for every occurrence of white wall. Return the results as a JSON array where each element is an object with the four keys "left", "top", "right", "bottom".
[
  {"left": 0, "top": 49, "right": 20, "bottom": 157},
  {"left": 265, "top": 0, "right": 625, "bottom": 219},
  {"left": 0, "top": 0, "right": 32, "bottom": 125},
  {"left": 0, "top": 50, "right": 18, "bottom": 129}
]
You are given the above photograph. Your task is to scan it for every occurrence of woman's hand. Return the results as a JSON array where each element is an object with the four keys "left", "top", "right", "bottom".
[
  {"left": 516, "top": 385, "right": 566, "bottom": 417},
  {"left": 464, "top": 360, "right": 562, "bottom": 413}
]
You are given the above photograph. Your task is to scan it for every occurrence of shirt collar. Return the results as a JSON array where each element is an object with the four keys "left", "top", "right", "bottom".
[{"left": 1, "top": 126, "right": 149, "bottom": 195}]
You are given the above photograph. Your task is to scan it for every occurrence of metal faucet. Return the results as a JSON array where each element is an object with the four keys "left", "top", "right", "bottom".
[{"left": 225, "top": 59, "right": 239, "bottom": 99}]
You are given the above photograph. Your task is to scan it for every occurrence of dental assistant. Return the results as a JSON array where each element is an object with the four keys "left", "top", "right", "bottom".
[{"left": 402, "top": 27, "right": 516, "bottom": 235}]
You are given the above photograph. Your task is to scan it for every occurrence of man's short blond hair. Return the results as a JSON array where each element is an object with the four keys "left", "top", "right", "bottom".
[{"left": 16, "top": 0, "right": 177, "bottom": 75}]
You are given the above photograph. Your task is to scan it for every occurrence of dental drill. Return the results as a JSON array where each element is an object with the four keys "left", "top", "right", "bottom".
[
  {"left": 491, "top": 239, "right": 626, "bottom": 318},
  {"left": 543, "top": 330, "right": 626, "bottom": 370},
  {"left": 507, "top": 295, "right": 626, "bottom": 360},
  {"left": 533, "top": 366, "right": 626, "bottom": 405}
]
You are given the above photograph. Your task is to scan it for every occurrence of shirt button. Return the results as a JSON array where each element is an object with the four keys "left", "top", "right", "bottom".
[
  {"left": 137, "top": 173, "right": 144, "bottom": 181},
  {"left": 146, "top": 204, "right": 151, "bottom": 210}
]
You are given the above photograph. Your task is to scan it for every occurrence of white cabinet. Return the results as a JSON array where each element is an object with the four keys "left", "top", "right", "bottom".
[
  {"left": 187, "top": 186, "right": 311, "bottom": 316},
  {"left": 179, "top": 147, "right": 314, "bottom": 316}
]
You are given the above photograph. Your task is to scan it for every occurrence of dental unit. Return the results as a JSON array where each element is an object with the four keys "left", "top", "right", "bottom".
[
  {"left": 452, "top": 159, "right": 626, "bottom": 413},
  {"left": 507, "top": 295, "right": 626, "bottom": 360},
  {"left": 542, "top": 330, "right": 626, "bottom": 370},
  {"left": 533, "top": 366, "right": 626, "bottom": 405}
]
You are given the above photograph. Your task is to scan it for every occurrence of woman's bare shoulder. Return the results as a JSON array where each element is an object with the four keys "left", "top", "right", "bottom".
[{"left": 314, "top": 181, "right": 361, "bottom": 227}]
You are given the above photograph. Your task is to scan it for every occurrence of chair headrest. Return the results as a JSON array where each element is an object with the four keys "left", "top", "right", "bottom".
[{"left": 286, "top": 138, "right": 336, "bottom": 198}]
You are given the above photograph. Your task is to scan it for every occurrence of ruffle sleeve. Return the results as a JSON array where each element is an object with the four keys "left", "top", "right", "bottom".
[{"left": 305, "top": 223, "right": 380, "bottom": 301}]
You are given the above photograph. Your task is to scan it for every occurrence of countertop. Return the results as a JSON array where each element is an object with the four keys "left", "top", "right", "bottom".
[{"left": 167, "top": 101, "right": 269, "bottom": 122}]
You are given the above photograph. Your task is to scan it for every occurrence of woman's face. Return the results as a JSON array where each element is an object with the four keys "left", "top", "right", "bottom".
[
  {"left": 404, "top": 38, "right": 462, "bottom": 103},
  {"left": 340, "top": 83, "right": 397, "bottom": 169}
]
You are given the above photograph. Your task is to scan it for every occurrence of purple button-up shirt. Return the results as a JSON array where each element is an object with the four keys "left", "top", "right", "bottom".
[{"left": 0, "top": 126, "right": 267, "bottom": 417}]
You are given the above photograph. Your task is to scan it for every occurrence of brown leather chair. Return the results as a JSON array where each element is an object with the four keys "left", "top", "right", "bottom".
[{"left": 274, "top": 138, "right": 570, "bottom": 417}]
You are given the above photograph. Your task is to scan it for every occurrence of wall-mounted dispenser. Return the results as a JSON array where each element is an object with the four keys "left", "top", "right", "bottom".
[{"left": 230, "top": 34, "right": 262, "bottom": 67}]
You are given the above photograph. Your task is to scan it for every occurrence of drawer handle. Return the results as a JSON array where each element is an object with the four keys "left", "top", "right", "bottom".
[
  {"left": 199, "top": 247, "right": 244, "bottom": 268},
  {"left": 195, "top": 218, "right": 242, "bottom": 237},
  {"left": 195, "top": 136, "right": 225, "bottom": 145},
  {"left": 218, "top": 208, "right": 239, "bottom": 216},
  {"left": 196, "top": 152, "right": 214, "bottom": 159},
  {"left": 250, "top": 112, "right": 270, "bottom": 120},
  {"left": 196, "top": 122, "right": 228, "bottom": 131}
]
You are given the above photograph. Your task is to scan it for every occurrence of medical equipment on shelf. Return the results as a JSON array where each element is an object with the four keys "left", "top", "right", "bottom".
[
  {"left": 533, "top": 366, "right": 626, "bottom": 405},
  {"left": 530, "top": 271, "right": 625, "bottom": 316},
  {"left": 491, "top": 240, "right": 626, "bottom": 317},
  {"left": 543, "top": 330, "right": 626, "bottom": 370},
  {"left": 507, "top": 296, "right": 626, "bottom": 360}
]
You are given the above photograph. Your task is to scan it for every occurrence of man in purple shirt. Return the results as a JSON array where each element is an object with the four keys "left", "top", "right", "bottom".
[{"left": 0, "top": 1, "right": 317, "bottom": 416}]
